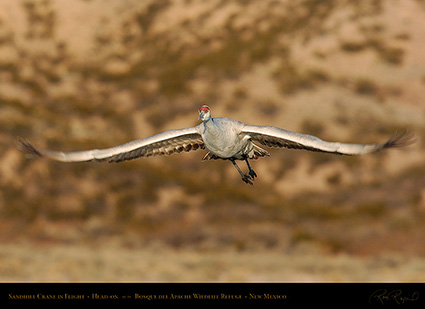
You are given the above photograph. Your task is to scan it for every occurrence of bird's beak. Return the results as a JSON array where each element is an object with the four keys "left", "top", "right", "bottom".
[{"left": 198, "top": 111, "right": 204, "bottom": 121}]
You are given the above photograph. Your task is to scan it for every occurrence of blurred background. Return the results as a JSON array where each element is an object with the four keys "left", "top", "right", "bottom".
[{"left": 0, "top": 0, "right": 424, "bottom": 281}]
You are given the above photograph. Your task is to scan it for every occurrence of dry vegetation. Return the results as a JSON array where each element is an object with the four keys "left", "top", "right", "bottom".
[{"left": 0, "top": 0, "right": 425, "bottom": 282}]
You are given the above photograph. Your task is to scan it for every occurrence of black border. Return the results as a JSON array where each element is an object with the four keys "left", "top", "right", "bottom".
[{"left": 2, "top": 283, "right": 424, "bottom": 306}]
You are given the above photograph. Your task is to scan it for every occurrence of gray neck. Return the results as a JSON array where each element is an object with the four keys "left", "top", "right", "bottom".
[{"left": 203, "top": 117, "right": 221, "bottom": 135}]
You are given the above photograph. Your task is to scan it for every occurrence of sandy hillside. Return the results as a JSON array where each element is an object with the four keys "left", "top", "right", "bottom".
[{"left": 0, "top": 0, "right": 424, "bottom": 281}]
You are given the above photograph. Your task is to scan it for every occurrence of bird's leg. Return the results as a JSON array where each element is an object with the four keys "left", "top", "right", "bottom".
[
  {"left": 231, "top": 159, "right": 253, "bottom": 185},
  {"left": 244, "top": 158, "right": 257, "bottom": 180}
]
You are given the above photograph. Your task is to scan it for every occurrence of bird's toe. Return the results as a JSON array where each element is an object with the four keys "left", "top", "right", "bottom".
[
  {"left": 249, "top": 169, "right": 257, "bottom": 179},
  {"left": 241, "top": 174, "right": 254, "bottom": 185}
]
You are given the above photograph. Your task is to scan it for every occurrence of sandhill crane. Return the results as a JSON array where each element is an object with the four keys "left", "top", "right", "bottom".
[{"left": 17, "top": 105, "right": 416, "bottom": 185}]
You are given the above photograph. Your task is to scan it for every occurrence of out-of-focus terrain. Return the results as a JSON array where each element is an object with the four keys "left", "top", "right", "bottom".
[{"left": 0, "top": 0, "right": 424, "bottom": 281}]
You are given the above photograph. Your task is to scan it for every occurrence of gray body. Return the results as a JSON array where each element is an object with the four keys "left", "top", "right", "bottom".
[{"left": 200, "top": 117, "right": 253, "bottom": 160}]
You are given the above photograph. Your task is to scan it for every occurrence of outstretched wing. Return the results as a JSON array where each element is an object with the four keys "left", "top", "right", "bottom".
[
  {"left": 17, "top": 125, "right": 205, "bottom": 163},
  {"left": 241, "top": 125, "right": 416, "bottom": 155}
]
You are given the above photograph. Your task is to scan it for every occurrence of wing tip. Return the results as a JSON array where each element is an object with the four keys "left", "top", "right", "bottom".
[
  {"left": 382, "top": 131, "right": 417, "bottom": 150},
  {"left": 16, "top": 137, "right": 43, "bottom": 158}
]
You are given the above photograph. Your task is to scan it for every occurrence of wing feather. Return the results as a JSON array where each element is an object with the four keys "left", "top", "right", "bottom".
[
  {"left": 242, "top": 125, "right": 416, "bottom": 155},
  {"left": 17, "top": 125, "right": 204, "bottom": 163}
]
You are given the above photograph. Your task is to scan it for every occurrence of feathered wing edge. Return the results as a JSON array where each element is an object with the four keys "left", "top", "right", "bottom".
[
  {"left": 379, "top": 131, "right": 418, "bottom": 150},
  {"left": 242, "top": 125, "right": 416, "bottom": 155},
  {"left": 16, "top": 126, "right": 206, "bottom": 163},
  {"left": 16, "top": 137, "right": 44, "bottom": 158}
]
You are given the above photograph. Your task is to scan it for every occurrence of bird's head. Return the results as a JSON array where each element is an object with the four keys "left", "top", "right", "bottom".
[{"left": 198, "top": 105, "right": 211, "bottom": 122}]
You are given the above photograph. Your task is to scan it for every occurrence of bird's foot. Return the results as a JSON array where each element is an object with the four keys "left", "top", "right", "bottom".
[
  {"left": 241, "top": 174, "right": 254, "bottom": 185},
  {"left": 248, "top": 169, "right": 257, "bottom": 179}
]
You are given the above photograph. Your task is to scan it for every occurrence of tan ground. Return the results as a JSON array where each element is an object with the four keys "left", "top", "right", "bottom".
[
  {"left": 2, "top": 240, "right": 425, "bottom": 282},
  {"left": 0, "top": 0, "right": 424, "bottom": 282}
]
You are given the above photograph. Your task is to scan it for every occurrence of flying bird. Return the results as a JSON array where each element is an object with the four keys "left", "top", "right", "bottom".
[{"left": 17, "top": 105, "right": 416, "bottom": 185}]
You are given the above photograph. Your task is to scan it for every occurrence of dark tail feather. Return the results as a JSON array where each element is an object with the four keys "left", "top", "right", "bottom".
[
  {"left": 201, "top": 151, "right": 221, "bottom": 161},
  {"left": 252, "top": 144, "right": 270, "bottom": 159}
]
